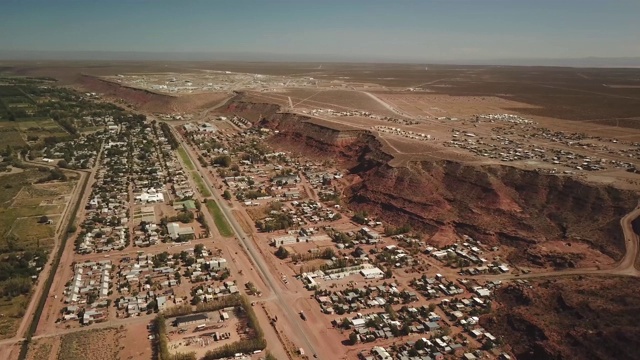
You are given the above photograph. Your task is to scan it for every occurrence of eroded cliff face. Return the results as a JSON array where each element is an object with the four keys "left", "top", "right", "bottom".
[
  {"left": 481, "top": 277, "right": 640, "bottom": 360},
  {"left": 348, "top": 161, "right": 634, "bottom": 262},
  {"left": 225, "top": 98, "right": 637, "bottom": 264},
  {"left": 226, "top": 100, "right": 281, "bottom": 122}
]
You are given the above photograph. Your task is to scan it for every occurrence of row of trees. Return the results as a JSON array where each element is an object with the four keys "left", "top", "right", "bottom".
[
  {"left": 255, "top": 212, "right": 294, "bottom": 232},
  {"left": 159, "top": 122, "right": 179, "bottom": 149}
]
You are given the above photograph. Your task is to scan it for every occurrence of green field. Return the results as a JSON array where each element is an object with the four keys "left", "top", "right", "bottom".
[
  {"left": 0, "top": 169, "right": 76, "bottom": 339},
  {"left": 192, "top": 172, "right": 212, "bottom": 197},
  {"left": 9, "top": 217, "right": 56, "bottom": 248},
  {"left": 177, "top": 146, "right": 195, "bottom": 170},
  {"left": 0, "top": 171, "right": 73, "bottom": 252},
  {"left": 206, "top": 200, "right": 234, "bottom": 237},
  {"left": 0, "top": 118, "right": 69, "bottom": 149},
  {"left": 0, "top": 129, "right": 28, "bottom": 147}
]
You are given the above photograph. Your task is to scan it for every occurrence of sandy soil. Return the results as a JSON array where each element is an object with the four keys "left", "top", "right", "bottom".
[
  {"left": 373, "top": 93, "right": 540, "bottom": 119},
  {"left": 119, "top": 322, "right": 153, "bottom": 360}
]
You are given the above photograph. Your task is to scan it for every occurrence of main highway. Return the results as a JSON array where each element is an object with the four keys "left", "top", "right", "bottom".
[{"left": 172, "top": 127, "right": 321, "bottom": 358}]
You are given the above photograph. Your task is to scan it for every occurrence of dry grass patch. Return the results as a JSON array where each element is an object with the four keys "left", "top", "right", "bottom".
[
  {"left": 58, "top": 328, "right": 122, "bottom": 360},
  {"left": 25, "top": 338, "right": 55, "bottom": 360}
]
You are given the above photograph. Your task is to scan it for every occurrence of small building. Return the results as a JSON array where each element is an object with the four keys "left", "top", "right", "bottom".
[
  {"left": 271, "top": 235, "right": 297, "bottom": 247},
  {"left": 173, "top": 200, "right": 197, "bottom": 211},
  {"left": 360, "top": 267, "right": 385, "bottom": 279},
  {"left": 174, "top": 313, "right": 208, "bottom": 327},
  {"left": 167, "top": 222, "right": 195, "bottom": 240}
]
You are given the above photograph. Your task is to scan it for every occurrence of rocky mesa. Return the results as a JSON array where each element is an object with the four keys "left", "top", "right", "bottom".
[{"left": 225, "top": 95, "right": 638, "bottom": 268}]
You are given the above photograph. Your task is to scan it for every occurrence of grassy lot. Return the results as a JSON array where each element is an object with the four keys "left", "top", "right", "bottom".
[
  {"left": 177, "top": 146, "right": 195, "bottom": 171},
  {"left": 192, "top": 172, "right": 212, "bottom": 197},
  {"left": 0, "top": 129, "right": 28, "bottom": 147},
  {"left": 206, "top": 199, "right": 234, "bottom": 237},
  {"left": 15, "top": 119, "right": 68, "bottom": 136},
  {"left": 25, "top": 339, "right": 53, "bottom": 360},
  {"left": 58, "top": 328, "right": 120, "bottom": 360},
  {"left": 9, "top": 217, "right": 56, "bottom": 249},
  {"left": 0, "top": 118, "right": 68, "bottom": 148},
  {"left": 0, "top": 170, "right": 70, "bottom": 252},
  {"left": 0, "top": 295, "right": 27, "bottom": 338}
]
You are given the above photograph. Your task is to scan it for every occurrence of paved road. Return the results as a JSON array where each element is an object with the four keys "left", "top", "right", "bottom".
[{"left": 174, "top": 127, "right": 321, "bottom": 358}]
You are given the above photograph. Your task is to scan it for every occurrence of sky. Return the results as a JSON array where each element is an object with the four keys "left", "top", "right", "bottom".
[{"left": 1, "top": 0, "right": 639, "bottom": 62}]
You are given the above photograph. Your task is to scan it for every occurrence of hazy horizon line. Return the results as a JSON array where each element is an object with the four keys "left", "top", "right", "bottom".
[{"left": 2, "top": 50, "right": 640, "bottom": 68}]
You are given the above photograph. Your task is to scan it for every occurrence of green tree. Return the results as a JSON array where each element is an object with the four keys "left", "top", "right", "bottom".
[
  {"left": 348, "top": 331, "right": 359, "bottom": 345},
  {"left": 275, "top": 246, "right": 289, "bottom": 259},
  {"left": 352, "top": 211, "right": 368, "bottom": 225},
  {"left": 213, "top": 155, "right": 231, "bottom": 167}
]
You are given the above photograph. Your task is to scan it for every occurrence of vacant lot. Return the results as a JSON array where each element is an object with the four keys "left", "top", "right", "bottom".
[
  {"left": 0, "top": 295, "right": 27, "bottom": 338},
  {"left": 206, "top": 199, "right": 233, "bottom": 237},
  {"left": 0, "top": 170, "right": 73, "bottom": 252},
  {"left": 0, "top": 128, "right": 28, "bottom": 147},
  {"left": 281, "top": 88, "right": 399, "bottom": 116},
  {"left": 25, "top": 337, "right": 55, "bottom": 360},
  {"left": 57, "top": 328, "right": 122, "bottom": 360}
]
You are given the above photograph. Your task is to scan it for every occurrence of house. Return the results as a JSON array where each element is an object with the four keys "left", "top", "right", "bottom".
[
  {"left": 371, "top": 347, "right": 392, "bottom": 360},
  {"left": 425, "top": 322, "right": 440, "bottom": 332},
  {"left": 360, "top": 227, "right": 381, "bottom": 240},
  {"left": 156, "top": 296, "right": 167, "bottom": 310},
  {"left": 273, "top": 174, "right": 300, "bottom": 185}
]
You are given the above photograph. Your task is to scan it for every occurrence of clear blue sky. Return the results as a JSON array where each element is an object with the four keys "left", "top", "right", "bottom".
[{"left": 1, "top": 0, "right": 639, "bottom": 61}]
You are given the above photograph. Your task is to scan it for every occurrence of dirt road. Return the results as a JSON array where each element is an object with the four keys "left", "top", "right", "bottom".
[
  {"left": 362, "top": 91, "right": 407, "bottom": 117},
  {"left": 476, "top": 205, "right": 640, "bottom": 283},
  {"left": 11, "top": 159, "right": 90, "bottom": 339}
]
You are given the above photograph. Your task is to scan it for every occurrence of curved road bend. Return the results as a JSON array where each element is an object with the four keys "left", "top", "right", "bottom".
[
  {"left": 478, "top": 205, "right": 640, "bottom": 282},
  {"left": 173, "top": 128, "right": 321, "bottom": 358}
]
